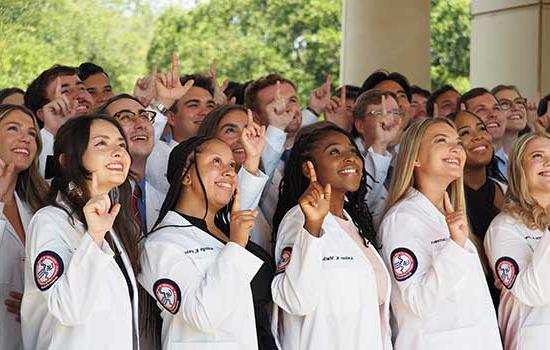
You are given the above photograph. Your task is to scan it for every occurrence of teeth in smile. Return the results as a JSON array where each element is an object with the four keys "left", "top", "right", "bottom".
[
  {"left": 107, "top": 163, "right": 123, "bottom": 170},
  {"left": 486, "top": 122, "right": 499, "bottom": 128},
  {"left": 131, "top": 135, "right": 148, "bottom": 141},
  {"left": 444, "top": 159, "right": 460, "bottom": 165},
  {"left": 509, "top": 114, "right": 522, "bottom": 120},
  {"left": 539, "top": 171, "right": 550, "bottom": 177},
  {"left": 216, "top": 182, "right": 232, "bottom": 189},
  {"left": 472, "top": 145, "right": 487, "bottom": 152},
  {"left": 340, "top": 168, "right": 357, "bottom": 174},
  {"left": 13, "top": 148, "right": 29, "bottom": 155}
]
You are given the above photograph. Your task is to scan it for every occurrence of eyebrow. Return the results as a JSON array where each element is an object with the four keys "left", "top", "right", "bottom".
[
  {"left": 220, "top": 123, "right": 240, "bottom": 129},
  {"left": 528, "top": 150, "right": 546, "bottom": 156},
  {"left": 433, "top": 133, "right": 450, "bottom": 138},
  {"left": 92, "top": 134, "right": 125, "bottom": 142},
  {"left": 456, "top": 126, "right": 470, "bottom": 132},
  {"left": 323, "top": 142, "right": 342, "bottom": 151}
]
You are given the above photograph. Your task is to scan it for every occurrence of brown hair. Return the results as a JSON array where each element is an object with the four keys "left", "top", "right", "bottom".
[{"left": 244, "top": 73, "right": 297, "bottom": 113}]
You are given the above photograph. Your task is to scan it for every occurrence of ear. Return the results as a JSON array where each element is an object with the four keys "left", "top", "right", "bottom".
[
  {"left": 354, "top": 117, "right": 365, "bottom": 135},
  {"left": 166, "top": 110, "right": 177, "bottom": 128},
  {"left": 181, "top": 171, "right": 192, "bottom": 186},
  {"left": 251, "top": 110, "right": 266, "bottom": 126},
  {"left": 58, "top": 153, "right": 66, "bottom": 168},
  {"left": 301, "top": 161, "right": 311, "bottom": 179},
  {"left": 413, "top": 159, "right": 421, "bottom": 168},
  {"left": 36, "top": 108, "right": 45, "bottom": 122},
  {"left": 460, "top": 102, "right": 466, "bottom": 112}
]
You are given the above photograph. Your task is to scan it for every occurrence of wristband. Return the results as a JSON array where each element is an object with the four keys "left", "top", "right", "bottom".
[{"left": 150, "top": 99, "right": 168, "bottom": 114}]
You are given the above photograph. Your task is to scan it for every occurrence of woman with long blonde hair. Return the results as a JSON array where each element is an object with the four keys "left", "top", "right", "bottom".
[
  {"left": 379, "top": 118, "right": 501, "bottom": 350},
  {"left": 484, "top": 131, "right": 550, "bottom": 350}
]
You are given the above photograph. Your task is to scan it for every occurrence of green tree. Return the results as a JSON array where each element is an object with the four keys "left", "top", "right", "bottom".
[
  {"left": 430, "top": 0, "right": 471, "bottom": 91},
  {"left": 147, "top": 0, "right": 342, "bottom": 101},
  {"left": 0, "top": 0, "right": 152, "bottom": 92}
]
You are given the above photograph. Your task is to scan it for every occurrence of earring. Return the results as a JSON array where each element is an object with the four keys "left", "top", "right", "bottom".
[{"left": 68, "top": 181, "right": 83, "bottom": 198}]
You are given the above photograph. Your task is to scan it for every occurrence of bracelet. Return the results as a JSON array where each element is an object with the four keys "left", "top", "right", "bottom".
[
  {"left": 306, "top": 106, "right": 320, "bottom": 117},
  {"left": 150, "top": 99, "right": 168, "bottom": 114}
]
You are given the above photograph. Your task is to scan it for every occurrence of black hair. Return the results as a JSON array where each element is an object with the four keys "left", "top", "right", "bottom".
[
  {"left": 426, "top": 84, "right": 459, "bottom": 117},
  {"left": 0, "top": 87, "right": 25, "bottom": 104},
  {"left": 272, "top": 122, "right": 378, "bottom": 251},
  {"left": 197, "top": 104, "right": 248, "bottom": 139},
  {"left": 410, "top": 85, "right": 431, "bottom": 99},
  {"left": 24, "top": 65, "right": 78, "bottom": 114},
  {"left": 169, "top": 74, "right": 215, "bottom": 113},
  {"left": 457, "top": 87, "right": 491, "bottom": 112},
  {"left": 449, "top": 110, "right": 507, "bottom": 184},
  {"left": 78, "top": 62, "right": 109, "bottom": 81},
  {"left": 361, "top": 70, "right": 411, "bottom": 102},
  {"left": 538, "top": 93, "right": 550, "bottom": 117},
  {"left": 335, "top": 85, "right": 362, "bottom": 101},
  {"left": 224, "top": 80, "right": 252, "bottom": 105}
]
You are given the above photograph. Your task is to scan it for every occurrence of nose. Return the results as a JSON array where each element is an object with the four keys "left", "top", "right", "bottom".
[{"left": 222, "top": 163, "right": 236, "bottom": 177}]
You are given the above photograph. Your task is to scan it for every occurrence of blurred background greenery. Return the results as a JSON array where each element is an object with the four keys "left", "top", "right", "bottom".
[{"left": 0, "top": 0, "right": 471, "bottom": 100}]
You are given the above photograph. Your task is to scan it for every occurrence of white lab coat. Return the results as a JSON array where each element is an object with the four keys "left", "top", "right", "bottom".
[
  {"left": 379, "top": 188, "right": 502, "bottom": 350},
  {"left": 21, "top": 201, "right": 139, "bottom": 350},
  {"left": 138, "top": 211, "right": 263, "bottom": 350},
  {"left": 271, "top": 205, "right": 392, "bottom": 350},
  {"left": 0, "top": 195, "right": 32, "bottom": 350},
  {"left": 145, "top": 180, "right": 164, "bottom": 234},
  {"left": 485, "top": 212, "right": 550, "bottom": 349},
  {"left": 38, "top": 129, "right": 54, "bottom": 178}
]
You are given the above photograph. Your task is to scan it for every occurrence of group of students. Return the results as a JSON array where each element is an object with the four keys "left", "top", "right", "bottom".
[{"left": 0, "top": 57, "right": 549, "bottom": 350}]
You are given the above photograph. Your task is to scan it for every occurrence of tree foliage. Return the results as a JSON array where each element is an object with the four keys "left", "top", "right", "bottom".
[
  {"left": 147, "top": 0, "right": 342, "bottom": 101},
  {"left": 430, "top": 0, "right": 471, "bottom": 91},
  {"left": 0, "top": 0, "right": 152, "bottom": 92}
]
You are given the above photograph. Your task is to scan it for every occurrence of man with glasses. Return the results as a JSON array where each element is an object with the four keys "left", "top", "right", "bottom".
[
  {"left": 353, "top": 89, "right": 402, "bottom": 229},
  {"left": 459, "top": 87, "right": 509, "bottom": 179},
  {"left": 492, "top": 85, "right": 529, "bottom": 163},
  {"left": 100, "top": 94, "right": 165, "bottom": 235}
]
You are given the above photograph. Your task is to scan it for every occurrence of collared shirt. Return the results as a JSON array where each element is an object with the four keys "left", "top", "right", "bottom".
[{"left": 495, "top": 147, "right": 508, "bottom": 180}]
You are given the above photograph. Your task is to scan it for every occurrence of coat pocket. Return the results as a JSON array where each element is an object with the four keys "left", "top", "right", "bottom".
[{"left": 520, "top": 324, "right": 550, "bottom": 349}]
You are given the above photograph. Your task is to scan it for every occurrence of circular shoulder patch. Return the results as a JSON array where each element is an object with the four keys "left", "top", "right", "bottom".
[
  {"left": 276, "top": 247, "right": 293, "bottom": 274},
  {"left": 153, "top": 279, "right": 181, "bottom": 314},
  {"left": 34, "top": 251, "right": 64, "bottom": 291},
  {"left": 495, "top": 257, "right": 519, "bottom": 290},
  {"left": 390, "top": 248, "right": 418, "bottom": 282}
]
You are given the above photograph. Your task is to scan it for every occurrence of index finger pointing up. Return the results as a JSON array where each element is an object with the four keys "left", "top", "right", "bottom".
[
  {"left": 171, "top": 52, "right": 179, "bottom": 76},
  {"left": 381, "top": 95, "right": 387, "bottom": 116},
  {"left": 246, "top": 109, "right": 254, "bottom": 127},
  {"left": 54, "top": 77, "right": 62, "bottom": 99},
  {"left": 340, "top": 85, "right": 346, "bottom": 102},
  {"left": 231, "top": 187, "right": 240, "bottom": 213},
  {"left": 90, "top": 172, "right": 100, "bottom": 197},
  {"left": 443, "top": 191, "right": 454, "bottom": 214},
  {"left": 275, "top": 80, "right": 281, "bottom": 99},
  {"left": 306, "top": 161, "right": 317, "bottom": 183}
]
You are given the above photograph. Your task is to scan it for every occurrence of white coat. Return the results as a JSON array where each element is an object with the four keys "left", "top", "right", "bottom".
[
  {"left": 38, "top": 129, "right": 54, "bottom": 178},
  {"left": 485, "top": 212, "right": 550, "bottom": 349},
  {"left": 145, "top": 180, "right": 164, "bottom": 233},
  {"left": 21, "top": 202, "right": 139, "bottom": 350},
  {"left": 271, "top": 205, "right": 392, "bottom": 350},
  {"left": 379, "top": 188, "right": 502, "bottom": 350},
  {"left": 138, "top": 211, "right": 263, "bottom": 350},
  {"left": 0, "top": 195, "right": 32, "bottom": 350}
]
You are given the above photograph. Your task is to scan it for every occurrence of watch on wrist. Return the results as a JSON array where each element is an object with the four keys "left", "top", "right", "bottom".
[{"left": 150, "top": 99, "right": 168, "bottom": 114}]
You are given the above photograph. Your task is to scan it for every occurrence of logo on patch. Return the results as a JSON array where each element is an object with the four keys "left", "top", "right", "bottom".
[
  {"left": 276, "top": 247, "right": 293, "bottom": 274},
  {"left": 34, "top": 251, "right": 64, "bottom": 291},
  {"left": 496, "top": 257, "right": 519, "bottom": 289},
  {"left": 153, "top": 279, "right": 181, "bottom": 314},
  {"left": 391, "top": 248, "right": 418, "bottom": 282}
]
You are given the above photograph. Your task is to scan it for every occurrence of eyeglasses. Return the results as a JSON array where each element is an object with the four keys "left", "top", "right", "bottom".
[
  {"left": 366, "top": 109, "right": 402, "bottom": 118},
  {"left": 499, "top": 98, "right": 527, "bottom": 111},
  {"left": 113, "top": 109, "right": 156, "bottom": 124}
]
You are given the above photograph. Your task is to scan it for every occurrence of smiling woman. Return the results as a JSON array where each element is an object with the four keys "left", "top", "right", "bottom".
[
  {"left": 20, "top": 114, "right": 140, "bottom": 349},
  {"left": 379, "top": 118, "right": 502, "bottom": 350}
]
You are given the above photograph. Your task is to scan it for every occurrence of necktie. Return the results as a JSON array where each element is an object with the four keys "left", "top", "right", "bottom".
[{"left": 132, "top": 185, "right": 143, "bottom": 231}]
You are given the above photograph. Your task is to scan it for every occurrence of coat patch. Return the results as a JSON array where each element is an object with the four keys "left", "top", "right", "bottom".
[
  {"left": 276, "top": 247, "right": 293, "bottom": 274},
  {"left": 34, "top": 251, "right": 64, "bottom": 291},
  {"left": 154, "top": 279, "right": 181, "bottom": 314},
  {"left": 496, "top": 257, "right": 519, "bottom": 290},
  {"left": 390, "top": 248, "right": 418, "bottom": 282}
]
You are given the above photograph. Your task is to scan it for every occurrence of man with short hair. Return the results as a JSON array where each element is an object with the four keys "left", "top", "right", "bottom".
[
  {"left": 409, "top": 85, "right": 430, "bottom": 121},
  {"left": 426, "top": 84, "right": 460, "bottom": 118},
  {"left": 78, "top": 62, "right": 114, "bottom": 108},
  {"left": 353, "top": 89, "right": 401, "bottom": 228},
  {"left": 24, "top": 64, "right": 94, "bottom": 176},
  {"left": 459, "top": 87, "right": 508, "bottom": 178}
]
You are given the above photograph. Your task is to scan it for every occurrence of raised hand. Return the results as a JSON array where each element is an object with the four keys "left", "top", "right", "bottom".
[
  {"left": 537, "top": 100, "right": 550, "bottom": 131},
  {"left": 133, "top": 66, "right": 156, "bottom": 107},
  {"left": 208, "top": 60, "right": 230, "bottom": 105},
  {"left": 4, "top": 291, "right": 22, "bottom": 322},
  {"left": 0, "top": 158, "right": 16, "bottom": 202},
  {"left": 229, "top": 188, "right": 257, "bottom": 247},
  {"left": 241, "top": 109, "right": 266, "bottom": 173},
  {"left": 371, "top": 95, "right": 401, "bottom": 154},
  {"left": 308, "top": 74, "right": 332, "bottom": 115},
  {"left": 266, "top": 81, "right": 294, "bottom": 131},
  {"left": 299, "top": 161, "right": 331, "bottom": 237},
  {"left": 443, "top": 191, "right": 468, "bottom": 248},
  {"left": 42, "top": 77, "right": 77, "bottom": 134},
  {"left": 83, "top": 173, "right": 121, "bottom": 246},
  {"left": 526, "top": 91, "right": 541, "bottom": 125},
  {"left": 154, "top": 52, "right": 194, "bottom": 108},
  {"left": 325, "top": 86, "right": 349, "bottom": 129}
]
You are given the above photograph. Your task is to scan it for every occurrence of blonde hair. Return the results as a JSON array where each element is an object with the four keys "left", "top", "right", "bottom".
[
  {"left": 385, "top": 118, "right": 466, "bottom": 214},
  {"left": 504, "top": 131, "right": 550, "bottom": 230}
]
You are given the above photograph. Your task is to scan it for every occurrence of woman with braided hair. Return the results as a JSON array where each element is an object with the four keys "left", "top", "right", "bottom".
[{"left": 271, "top": 122, "right": 391, "bottom": 350}]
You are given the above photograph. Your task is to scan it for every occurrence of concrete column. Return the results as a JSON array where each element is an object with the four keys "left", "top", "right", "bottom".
[
  {"left": 340, "top": 0, "right": 431, "bottom": 89},
  {"left": 470, "top": 0, "right": 550, "bottom": 96}
]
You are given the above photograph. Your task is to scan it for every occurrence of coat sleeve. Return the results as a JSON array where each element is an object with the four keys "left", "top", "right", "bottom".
[
  {"left": 484, "top": 217, "right": 550, "bottom": 306},
  {"left": 27, "top": 210, "right": 115, "bottom": 326},
  {"left": 271, "top": 208, "right": 326, "bottom": 315},
  {"left": 236, "top": 167, "right": 269, "bottom": 210},
  {"left": 261, "top": 126, "right": 286, "bottom": 178},
  {"left": 380, "top": 212, "right": 478, "bottom": 318},
  {"left": 139, "top": 239, "right": 262, "bottom": 332}
]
